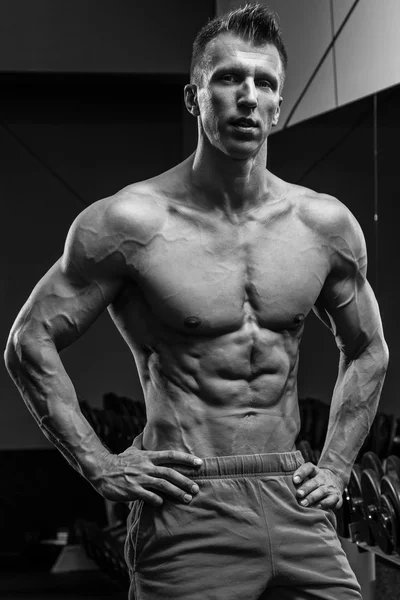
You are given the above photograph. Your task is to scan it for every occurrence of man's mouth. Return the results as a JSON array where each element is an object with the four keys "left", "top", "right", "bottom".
[{"left": 231, "top": 118, "right": 258, "bottom": 130}]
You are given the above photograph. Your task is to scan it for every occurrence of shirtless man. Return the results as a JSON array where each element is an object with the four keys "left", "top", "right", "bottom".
[{"left": 5, "top": 4, "right": 388, "bottom": 600}]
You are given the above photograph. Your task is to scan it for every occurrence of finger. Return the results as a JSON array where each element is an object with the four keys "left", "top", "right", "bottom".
[
  {"left": 155, "top": 466, "right": 199, "bottom": 495},
  {"left": 293, "top": 462, "right": 316, "bottom": 485},
  {"left": 316, "top": 493, "right": 343, "bottom": 510},
  {"left": 299, "top": 485, "right": 335, "bottom": 507},
  {"left": 150, "top": 450, "right": 203, "bottom": 467},
  {"left": 145, "top": 475, "right": 195, "bottom": 504},
  {"left": 139, "top": 489, "right": 164, "bottom": 507},
  {"left": 296, "top": 476, "right": 321, "bottom": 500}
]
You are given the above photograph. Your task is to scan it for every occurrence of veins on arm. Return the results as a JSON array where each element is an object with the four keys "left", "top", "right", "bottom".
[
  {"left": 312, "top": 202, "right": 372, "bottom": 360},
  {"left": 310, "top": 199, "right": 388, "bottom": 482}
]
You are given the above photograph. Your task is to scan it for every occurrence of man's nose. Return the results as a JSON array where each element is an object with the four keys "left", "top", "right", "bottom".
[{"left": 238, "top": 79, "right": 258, "bottom": 108}]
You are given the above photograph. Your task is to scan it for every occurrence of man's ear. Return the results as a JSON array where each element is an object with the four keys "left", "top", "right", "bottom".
[
  {"left": 184, "top": 84, "right": 200, "bottom": 117},
  {"left": 272, "top": 96, "right": 283, "bottom": 127}
]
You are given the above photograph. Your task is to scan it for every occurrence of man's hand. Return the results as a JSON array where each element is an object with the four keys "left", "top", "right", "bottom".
[
  {"left": 292, "top": 463, "right": 344, "bottom": 510},
  {"left": 93, "top": 446, "right": 203, "bottom": 507}
]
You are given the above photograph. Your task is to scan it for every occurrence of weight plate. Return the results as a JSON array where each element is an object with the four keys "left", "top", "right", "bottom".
[
  {"left": 381, "top": 475, "right": 400, "bottom": 553},
  {"left": 361, "top": 451, "right": 384, "bottom": 481},
  {"left": 386, "top": 456, "right": 400, "bottom": 483},
  {"left": 376, "top": 494, "right": 398, "bottom": 555},
  {"left": 346, "top": 464, "right": 363, "bottom": 521},
  {"left": 360, "top": 468, "right": 381, "bottom": 546}
]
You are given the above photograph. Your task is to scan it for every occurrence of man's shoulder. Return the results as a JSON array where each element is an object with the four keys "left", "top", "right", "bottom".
[
  {"left": 73, "top": 180, "right": 169, "bottom": 242},
  {"left": 63, "top": 180, "right": 171, "bottom": 276},
  {"left": 284, "top": 182, "right": 358, "bottom": 237},
  {"left": 281, "top": 181, "right": 366, "bottom": 263}
]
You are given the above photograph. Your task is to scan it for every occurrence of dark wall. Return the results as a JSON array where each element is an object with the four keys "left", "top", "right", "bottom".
[
  {"left": 269, "top": 86, "right": 398, "bottom": 414},
  {"left": 1, "top": 74, "right": 186, "bottom": 449},
  {"left": 0, "top": 0, "right": 214, "bottom": 74}
]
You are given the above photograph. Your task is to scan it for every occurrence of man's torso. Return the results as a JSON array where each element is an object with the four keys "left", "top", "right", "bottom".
[{"left": 104, "top": 167, "right": 335, "bottom": 457}]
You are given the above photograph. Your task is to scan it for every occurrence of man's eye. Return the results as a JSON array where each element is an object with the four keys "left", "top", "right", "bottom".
[
  {"left": 257, "top": 80, "right": 271, "bottom": 88},
  {"left": 222, "top": 74, "right": 236, "bottom": 83}
]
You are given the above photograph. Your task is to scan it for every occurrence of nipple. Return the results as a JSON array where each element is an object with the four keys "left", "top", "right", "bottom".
[
  {"left": 293, "top": 313, "right": 305, "bottom": 325},
  {"left": 184, "top": 316, "right": 202, "bottom": 329}
]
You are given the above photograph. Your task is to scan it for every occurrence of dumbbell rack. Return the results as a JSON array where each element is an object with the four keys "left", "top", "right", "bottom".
[
  {"left": 337, "top": 452, "right": 400, "bottom": 567},
  {"left": 297, "top": 400, "right": 400, "bottom": 572}
]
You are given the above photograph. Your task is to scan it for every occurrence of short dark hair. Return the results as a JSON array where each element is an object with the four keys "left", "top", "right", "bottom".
[{"left": 190, "top": 3, "right": 287, "bottom": 89}]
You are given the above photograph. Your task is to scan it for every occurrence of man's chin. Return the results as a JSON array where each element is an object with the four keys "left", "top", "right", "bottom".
[{"left": 221, "top": 142, "right": 262, "bottom": 161}]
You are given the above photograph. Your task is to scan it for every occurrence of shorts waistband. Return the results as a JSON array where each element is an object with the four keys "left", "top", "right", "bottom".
[
  {"left": 179, "top": 451, "right": 304, "bottom": 479},
  {"left": 132, "top": 432, "right": 304, "bottom": 478}
]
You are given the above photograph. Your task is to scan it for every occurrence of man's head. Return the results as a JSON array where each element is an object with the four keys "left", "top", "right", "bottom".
[
  {"left": 190, "top": 4, "right": 287, "bottom": 92},
  {"left": 185, "top": 4, "right": 287, "bottom": 160}
]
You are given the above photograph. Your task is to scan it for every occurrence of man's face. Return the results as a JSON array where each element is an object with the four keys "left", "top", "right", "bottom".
[{"left": 193, "top": 32, "right": 283, "bottom": 159}]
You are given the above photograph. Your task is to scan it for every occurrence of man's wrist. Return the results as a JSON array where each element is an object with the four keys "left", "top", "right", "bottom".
[
  {"left": 317, "top": 463, "right": 348, "bottom": 490},
  {"left": 77, "top": 441, "right": 112, "bottom": 482}
]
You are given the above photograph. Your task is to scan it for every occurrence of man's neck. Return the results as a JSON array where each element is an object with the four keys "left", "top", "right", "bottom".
[{"left": 189, "top": 139, "right": 270, "bottom": 217}]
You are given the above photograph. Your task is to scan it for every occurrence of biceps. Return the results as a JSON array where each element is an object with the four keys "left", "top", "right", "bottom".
[
  {"left": 15, "top": 258, "right": 121, "bottom": 351},
  {"left": 315, "top": 276, "right": 383, "bottom": 359}
]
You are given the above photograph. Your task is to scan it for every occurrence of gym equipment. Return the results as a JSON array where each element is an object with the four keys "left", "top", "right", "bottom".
[
  {"left": 360, "top": 468, "right": 381, "bottom": 546},
  {"left": 342, "top": 456, "right": 400, "bottom": 557},
  {"left": 376, "top": 493, "right": 398, "bottom": 554},
  {"left": 361, "top": 451, "right": 384, "bottom": 481},
  {"left": 342, "top": 465, "right": 364, "bottom": 537},
  {"left": 381, "top": 476, "right": 400, "bottom": 554},
  {"left": 385, "top": 455, "right": 400, "bottom": 482}
]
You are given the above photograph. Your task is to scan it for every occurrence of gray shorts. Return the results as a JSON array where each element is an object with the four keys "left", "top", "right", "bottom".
[{"left": 125, "top": 444, "right": 361, "bottom": 600}]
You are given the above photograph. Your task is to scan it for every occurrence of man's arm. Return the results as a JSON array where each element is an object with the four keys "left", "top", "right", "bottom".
[
  {"left": 4, "top": 199, "right": 127, "bottom": 479},
  {"left": 4, "top": 194, "right": 203, "bottom": 506},
  {"left": 293, "top": 200, "right": 389, "bottom": 508}
]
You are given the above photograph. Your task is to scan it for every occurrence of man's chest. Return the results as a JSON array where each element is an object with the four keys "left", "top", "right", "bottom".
[{"left": 128, "top": 210, "right": 331, "bottom": 334}]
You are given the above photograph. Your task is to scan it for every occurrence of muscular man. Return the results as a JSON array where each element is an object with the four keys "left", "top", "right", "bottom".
[{"left": 5, "top": 4, "right": 388, "bottom": 600}]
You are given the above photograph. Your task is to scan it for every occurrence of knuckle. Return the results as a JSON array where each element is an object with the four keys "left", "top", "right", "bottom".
[
  {"left": 159, "top": 466, "right": 173, "bottom": 478},
  {"left": 158, "top": 479, "right": 168, "bottom": 490}
]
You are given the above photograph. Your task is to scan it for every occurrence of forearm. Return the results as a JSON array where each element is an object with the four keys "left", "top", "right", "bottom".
[
  {"left": 318, "top": 339, "right": 389, "bottom": 486},
  {"left": 5, "top": 335, "right": 110, "bottom": 483}
]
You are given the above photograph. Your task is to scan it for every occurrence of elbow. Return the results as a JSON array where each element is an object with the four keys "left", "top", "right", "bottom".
[
  {"left": 4, "top": 329, "right": 21, "bottom": 374},
  {"left": 381, "top": 339, "right": 390, "bottom": 373},
  {"left": 4, "top": 327, "right": 40, "bottom": 377},
  {"left": 4, "top": 329, "right": 26, "bottom": 376},
  {"left": 361, "top": 335, "right": 389, "bottom": 374},
  {"left": 342, "top": 332, "right": 389, "bottom": 373}
]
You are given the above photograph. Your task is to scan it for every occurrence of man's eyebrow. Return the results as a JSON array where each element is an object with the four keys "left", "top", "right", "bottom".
[{"left": 212, "top": 64, "right": 279, "bottom": 86}]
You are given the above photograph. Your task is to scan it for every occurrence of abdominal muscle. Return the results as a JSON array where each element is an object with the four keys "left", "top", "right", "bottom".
[{"left": 138, "top": 329, "right": 302, "bottom": 457}]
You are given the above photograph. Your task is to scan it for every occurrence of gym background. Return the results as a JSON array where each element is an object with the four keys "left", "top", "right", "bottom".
[{"left": 1, "top": 1, "right": 399, "bottom": 598}]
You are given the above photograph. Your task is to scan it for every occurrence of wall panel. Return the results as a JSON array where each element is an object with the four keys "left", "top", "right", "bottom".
[{"left": 335, "top": 0, "right": 400, "bottom": 107}]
